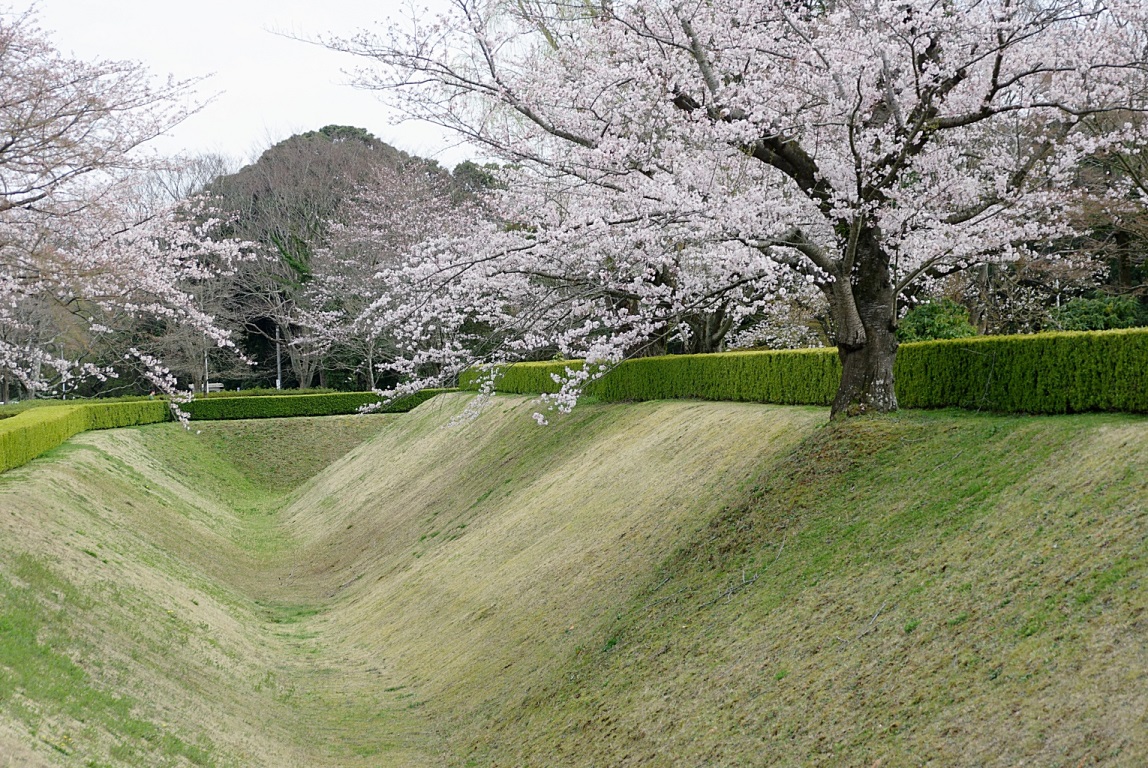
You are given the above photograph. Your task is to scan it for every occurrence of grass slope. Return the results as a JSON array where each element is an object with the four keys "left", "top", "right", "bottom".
[
  {"left": 1, "top": 394, "right": 1145, "bottom": 767},
  {"left": 482, "top": 411, "right": 1148, "bottom": 767},
  {"left": 0, "top": 414, "right": 408, "bottom": 767}
]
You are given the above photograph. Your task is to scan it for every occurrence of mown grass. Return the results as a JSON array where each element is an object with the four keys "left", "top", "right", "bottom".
[
  {"left": 465, "top": 409, "right": 1147, "bottom": 766},
  {"left": 0, "top": 555, "right": 215, "bottom": 767},
  {"left": 0, "top": 396, "right": 1144, "bottom": 767},
  {"left": 186, "top": 414, "right": 401, "bottom": 493},
  {"left": 0, "top": 413, "right": 404, "bottom": 767}
]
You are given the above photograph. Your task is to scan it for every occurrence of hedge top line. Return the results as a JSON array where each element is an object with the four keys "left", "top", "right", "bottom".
[
  {"left": 463, "top": 327, "right": 1145, "bottom": 369},
  {"left": 459, "top": 327, "right": 1148, "bottom": 415},
  {"left": 0, "top": 389, "right": 451, "bottom": 476},
  {"left": 3, "top": 328, "right": 1144, "bottom": 475}
]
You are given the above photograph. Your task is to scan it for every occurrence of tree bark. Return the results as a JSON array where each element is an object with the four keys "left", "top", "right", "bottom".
[
  {"left": 365, "top": 346, "right": 376, "bottom": 390},
  {"left": 1114, "top": 230, "right": 1133, "bottom": 290},
  {"left": 684, "top": 308, "right": 732, "bottom": 354},
  {"left": 829, "top": 234, "right": 899, "bottom": 418}
]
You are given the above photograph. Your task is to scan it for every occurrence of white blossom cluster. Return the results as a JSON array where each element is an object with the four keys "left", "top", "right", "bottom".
[
  {"left": 0, "top": 9, "right": 245, "bottom": 408},
  {"left": 325, "top": 0, "right": 1148, "bottom": 414}
]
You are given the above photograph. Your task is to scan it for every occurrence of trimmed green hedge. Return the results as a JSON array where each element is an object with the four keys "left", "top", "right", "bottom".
[
  {"left": 462, "top": 329, "right": 1148, "bottom": 414},
  {"left": 0, "top": 389, "right": 451, "bottom": 475},
  {"left": 894, "top": 329, "right": 1148, "bottom": 413},
  {"left": 461, "top": 351, "right": 840, "bottom": 404},
  {"left": 462, "top": 351, "right": 840, "bottom": 405},
  {"left": 198, "top": 387, "right": 338, "bottom": 399},
  {"left": 592, "top": 348, "right": 840, "bottom": 405},
  {"left": 0, "top": 394, "right": 155, "bottom": 417},
  {"left": 460, "top": 361, "right": 588, "bottom": 396},
  {"left": 183, "top": 389, "right": 449, "bottom": 420},
  {"left": 0, "top": 401, "right": 168, "bottom": 474}
]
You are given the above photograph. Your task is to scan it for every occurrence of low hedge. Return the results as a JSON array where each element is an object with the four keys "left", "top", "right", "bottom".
[
  {"left": 198, "top": 387, "right": 337, "bottom": 398},
  {"left": 183, "top": 389, "right": 449, "bottom": 420},
  {"left": 460, "top": 350, "right": 841, "bottom": 405},
  {"left": 462, "top": 328, "right": 1148, "bottom": 414},
  {"left": 461, "top": 349, "right": 841, "bottom": 405},
  {"left": 592, "top": 348, "right": 840, "bottom": 405},
  {"left": 0, "top": 394, "right": 155, "bottom": 417},
  {"left": 0, "top": 389, "right": 450, "bottom": 475},
  {"left": 459, "top": 361, "right": 589, "bottom": 396},
  {"left": 894, "top": 329, "right": 1148, "bottom": 413},
  {"left": 0, "top": 400, "right": 168, "bottom": 474}
]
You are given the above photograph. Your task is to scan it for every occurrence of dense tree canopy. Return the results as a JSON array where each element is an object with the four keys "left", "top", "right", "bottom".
[
  {"left": 5, "top": 2, "right": 1146, "bottom": 410},
  {"left": 330, "top": 0, "right": 1148, "bottom": 416},
  {"left": 198, "top": 127, "right": 489, "bottom": 391}
]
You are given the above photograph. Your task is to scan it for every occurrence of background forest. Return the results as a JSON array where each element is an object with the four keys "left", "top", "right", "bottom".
[
  {"left": 6, "top": 118, "right": 1145, "bottom": 400},
  {"left": 3, "top": 1, "right": 1147, "bottom": 404}
]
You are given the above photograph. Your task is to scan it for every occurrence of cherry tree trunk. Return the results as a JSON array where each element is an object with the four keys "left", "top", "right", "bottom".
[
  {"left": 833, "top": 318, "right": 898, "bottom": 416},
  {"left": 829, "top": 238, "right": 899, "bottom": 418}
]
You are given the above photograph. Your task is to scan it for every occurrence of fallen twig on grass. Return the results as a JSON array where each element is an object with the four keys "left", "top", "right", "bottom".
[
  {"left": 857, "top": 601, "right": 890, "bottom": 639},
  {"left": 703, "top": 568, "right": 761, "bottom": 608}
]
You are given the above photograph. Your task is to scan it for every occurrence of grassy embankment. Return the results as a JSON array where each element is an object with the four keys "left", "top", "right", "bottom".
[{"left": 0, "top": 393, "right": 1145, "bottom": 766}]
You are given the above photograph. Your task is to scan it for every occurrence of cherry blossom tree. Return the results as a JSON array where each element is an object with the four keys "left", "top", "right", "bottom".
[
  {"left": 300, "top": 159, "right": 469, "bottom": 389},
  {"left": 205, "top": 127, "right": 419, "bottom": 389},
  {"left": 332, "top": 0, "right": 1148, "bottom": 416},
  {"left": 1071, "top": 112, "right": 1148, "bottom": 298},
  {"left": 0, "top": 7, "right": 242, "bottom": 403}
]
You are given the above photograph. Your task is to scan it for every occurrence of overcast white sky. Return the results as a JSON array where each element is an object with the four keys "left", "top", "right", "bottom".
[{"left": 32, "top": 0, "right": 475, "bottom": 168}]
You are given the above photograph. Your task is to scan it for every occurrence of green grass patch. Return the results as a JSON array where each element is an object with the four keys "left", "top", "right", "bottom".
[
  {"left": 466, "top": 408, "right": 1148, "bottom": 766},
  {"left": 184, "top": 415, "right": 398, "bottom": 493},
  {"left": 2, "top": 394, "right": 1145, "bottom": 767},
  {"left": 0, "top": 556, "right": 216, "bottom": 767}
]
